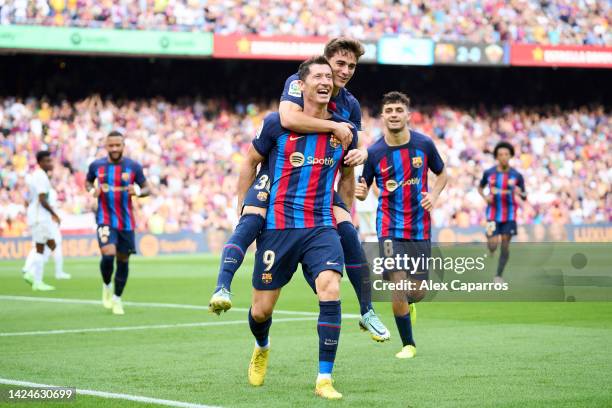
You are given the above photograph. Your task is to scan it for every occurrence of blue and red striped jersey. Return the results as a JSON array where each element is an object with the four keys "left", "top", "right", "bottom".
[
  {"left": 86, "top": 157, "right": 146, "bottom": 231},
  {"left": 281, "top": 73, "right": 362, "bottom": 131},
  {"left": 362, "top": 131, "right": 444, "bottom": 240},
  {"left": 253, "top": 112, "right": 357, "bottom": 230},
  {"left": 479, "top": 166, "right": 525, "bottom": 222}
]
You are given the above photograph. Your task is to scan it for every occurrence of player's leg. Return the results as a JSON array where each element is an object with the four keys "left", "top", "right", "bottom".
[
  {"left": 390, "top": 272, "right": 420, "bottom": 359},
  {"left": 247, "top": 229, "right": 296, "bottom": 387},
  {"left": 97, "top": 225, "right": 117, "bottom": 309},
  {"left": 301, "top": 228, "right": 344, "bottom": 399},
  {"left": 51, "top": 224, "right": 69, "bottom": 279},
  {"left": 495, "top": 234, "right": 512, "bottom": 283},
  {"left": 486, "top": 221, "right": 499, "bottom": 254},
  {"left": 247, "top": 288, "right": 280, "bottom": 386},
  {"left": 333, "top": 195, "right": 389, "bottom": 342},
  {"left": 30, "top": 224, "right": 55, "bottom": 291},
  {"left": 210, "top": 171, "right": 270, "bottom": 314},
  {"left": 22, "top": 245, "right": 36, "bottom": 280},
  {"left": 110, "top": 231, "right": 136, "bottom": 315}
]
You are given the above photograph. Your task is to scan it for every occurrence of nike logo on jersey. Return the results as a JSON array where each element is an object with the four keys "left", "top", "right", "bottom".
[
  {"left": 326, "top": 261, "right": 339, "bottom": 266},
  {"left": 289, "top": 135, "right": 305, "bottom": 141},
  {"left": 381, "top": 165, "right": 393, "bottom": 172}
]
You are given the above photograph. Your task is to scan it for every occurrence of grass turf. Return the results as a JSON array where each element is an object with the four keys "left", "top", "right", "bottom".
[{"left": 1, "top": 255, "right": 611, "bottom": 407}]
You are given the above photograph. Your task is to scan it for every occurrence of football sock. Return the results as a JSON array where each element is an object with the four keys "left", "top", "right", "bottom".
[
  {"left": 114, "top": 259, "right": 129, "bottom": 297},
  {"left": 100, "top": 255, "right": 114, "bottom": 285},
  {"left": 318, "top": 300, "right": 341, "bottom": 376},
  {"left": 497, "top": 246, "right": 510, "bottom": 277},
  {"left": 337, "top": 221, "right": 372, "bottom": 315},
  {"left": 394, "top": 313, "right": 415, "bottom": 347},
  {"left": 215, "top": 214, "right": 265, "bottom": 292},
  {"left": 248, "top": 308, "right": 271, "bottom": 348}
]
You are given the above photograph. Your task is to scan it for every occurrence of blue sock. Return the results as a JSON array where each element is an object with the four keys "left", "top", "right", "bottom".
[
  {"left": 100, "top": 255, "right": 114, "bottom": 285},
  {"left": 318, "top": 300, "right": 341, "bottom": 374},
  {"left": 337, "top": 221, "right": 372, "bottom": 315},
  {"left": 248, "top": 308, "right": 271, "bottom": 348},
  {"left": 497, "top": 247, "right": 510, "bottom": 277},
  {"left": 394, "top": 313, "right": 415, "bottom": 347},
  {"left": 215, "top": 214, "right": 265, "bottom": 292},
  {"left": 114, "top": 260, "right": 129, "bottom": 297}
]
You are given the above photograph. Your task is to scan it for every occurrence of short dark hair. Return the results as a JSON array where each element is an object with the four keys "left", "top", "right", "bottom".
[
  {"left": 494, "top": 141, "right": 515, "bottom": 157},
  {"left": 324, "top": 37, "right": 365, "bottom": 61},
  {"left": 298, "top": 56, "right": 332, "bottom": 81},
  {"left": 36, "top": 150, "right": 51, "bottom": 164},
  {"left": 381, "top": 91, "right": 411, "bottom": 110},
  {"left": 107, "top": 130, "right": 124, "bottom": 139}
]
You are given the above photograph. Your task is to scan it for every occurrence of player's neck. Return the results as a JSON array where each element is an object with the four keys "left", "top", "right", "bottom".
[
  {"left": 303, "top": 103, "right": 331, "bottom": 120},
  {"left": 497, "top": 164, "right": 510, "bottom": 172},
  {"left": 384, "top": 129, "right": 410, "bottom": 146},
  {"left": 108, "top": 156, "right": 123, "bottom": 164},
  {"left": 331, "top": 86, "right": 341, "bottom": 97}
]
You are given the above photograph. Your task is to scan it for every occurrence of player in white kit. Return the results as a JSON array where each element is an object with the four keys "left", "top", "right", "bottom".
[{"left": 23, "top": 151, "right": 63, "bottom": 291}]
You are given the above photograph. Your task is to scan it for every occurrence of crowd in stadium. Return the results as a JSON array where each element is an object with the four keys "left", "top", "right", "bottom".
[
  {"left": 1, "top": 0, "right": 610, "bottom": 46},
  {"left": 0, "top": 95, "right": 609, "bottom": 237}
]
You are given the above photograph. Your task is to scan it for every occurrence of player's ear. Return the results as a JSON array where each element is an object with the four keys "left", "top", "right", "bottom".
[{"left": 298, "top": 80, "right": 305, "bottom": 92}]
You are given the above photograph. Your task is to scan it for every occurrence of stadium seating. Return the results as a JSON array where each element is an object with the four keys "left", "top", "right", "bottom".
[
  {"left": 0, "top": 96, "right": 608, "bottom": 236},
  {"left": 0, "top": 0, "right": 609, "bottom": 46}
]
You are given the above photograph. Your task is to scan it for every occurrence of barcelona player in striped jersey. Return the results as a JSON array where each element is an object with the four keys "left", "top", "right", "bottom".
[
  {"left": 356, "top": 92, "right": 448, "bottom": 359},
  {"left": 478, "top": 141, "right": 526, "bottom": 283},
  {"left": 86, "top": 131, "right": 151, "bottom": 315},
  {"left": 240, "top": 57, "right": 355, "bottom": 399},
  {"left": 209, "top": 37, "right": 390, "bottom": 343}
]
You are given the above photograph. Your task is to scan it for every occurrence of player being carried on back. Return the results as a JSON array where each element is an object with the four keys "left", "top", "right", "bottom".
[
  {"left": 209, "top": 37, "right": 390, "bottom": 342},
  {"left": 356, "top": 92, "right": 448, "bottom": 359}
]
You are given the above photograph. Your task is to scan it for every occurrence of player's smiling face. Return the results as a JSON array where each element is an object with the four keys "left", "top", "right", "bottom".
[
  {"left": 106, "top": 135, "right": 125, "bottom": 162},
  {"left": 382, "top": 103, "right": 411, "bottom": 132},
  {"left": 300, "top": 64, "right": 333, "bottom": 106},
  {"left": 327, "top": 51, "right": 357, "bottom": 89}
]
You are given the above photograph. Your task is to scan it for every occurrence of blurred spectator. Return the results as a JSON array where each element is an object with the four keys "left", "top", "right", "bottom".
[
  {"left": 0, "top": 0, "right": 610, "bottom": 46},
  {"left": 0, "top": 95, "right": 609, "bottom": 237}
]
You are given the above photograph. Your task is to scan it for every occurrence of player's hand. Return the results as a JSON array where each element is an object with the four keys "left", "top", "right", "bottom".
[
  {"left": 52, "top": 214, "right": 61, "bottom": 225},
  {"left": 127, "top": 184, "right": 140, "bottom": 197},
  {"left": 332, "top": 122, "right": 354, "bottom": 150},
  {"left": 486, "top": 195, "right": 494, "bottom": 205},
  {"left": 344, "top": 148, "right": 368, "bottom": 167},
  {"left": 355, "top": 177, "right": 369, "bottom": 201},
  {"left": 420, "top": 192, "right": 438, "bottom": 212}
]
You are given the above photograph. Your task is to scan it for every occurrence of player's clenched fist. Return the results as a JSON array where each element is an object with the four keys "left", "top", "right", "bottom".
[
  {"left": 355, "top": 177, "right": 369, "bottom": 201},
  {"left": 420, "top": 191, "right": 438, "bottom": 212}
]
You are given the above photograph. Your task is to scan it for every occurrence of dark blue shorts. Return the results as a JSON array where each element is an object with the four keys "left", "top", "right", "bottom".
[
  {"left": 487, "top": 221, "right": 517, "bottom": 237},
  {"left": 242, "top": 168, "right": 271, "bottom": 212},
  {"left": 253, "top": 227, "right": 344, "bottom": 292},
  {"left": 97, "top": 225, "right": 136, "bottom": 254},
  {"left": 378, "top": 238, "right": 431, "bottom": 281}
]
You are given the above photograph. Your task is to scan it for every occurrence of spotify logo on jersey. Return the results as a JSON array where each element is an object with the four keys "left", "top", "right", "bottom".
[{"left": 290, "top": 152, "right": 305, "bottom": 167}]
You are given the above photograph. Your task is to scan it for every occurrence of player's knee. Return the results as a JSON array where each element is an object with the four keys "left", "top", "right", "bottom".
[
  {"left": 333, "top": 206, "right": 352, "bottom": 224},
  {"left": 316, "top": 271, "right": 341, "bottom": 300},
  {"left": 408, "top": 289, "right": 426, "bottom": 303},
  {"left": 101, "top": 245, "right": 116, "bottom": 256},
  {"left": 242, "top": 205, "right": 267, "bottom": 218},
  {"left": 116, "top": 253, "right": 130, "bottom": 262},
  {"left": 250, "top": 304, "right": 273, "bottom": 322}
]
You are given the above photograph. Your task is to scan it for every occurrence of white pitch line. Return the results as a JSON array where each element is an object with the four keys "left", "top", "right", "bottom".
[
  {"left": 0, "top": 295, "right": 361, "bottom": 318},
  {"left": 0, "top": 317, "right": 317, "bottom": 337},
  {"left": 0, "top": 378, "right": 220, "bottom": 408}
]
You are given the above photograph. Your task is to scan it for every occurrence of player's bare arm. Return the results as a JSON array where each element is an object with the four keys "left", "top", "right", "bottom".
[
  {"left": 278, "top": 100, "right": 353, "bottom": 149},
  {"left": 421, "top": 167, "right": 448, "bottom": 212},
  {"left": 85, "top": 180, "right": 101, "bottom": 198},
  {"left": 128, "top": 181, "right": 151, "bottom": 198},
  {"left": 39, "top": 193, "right": 61, "bottom": 225},
  {"left": 337, "top": 165, "right": 355, "bottom": 210},
  {"left": 477, "top": 185, "right": 493, "bottom": 204},
  {"left": 237, "top": 145, "right": 265, "bottom": 214},
  {"left": 343, "top": 134, "right": 368, "bottom": 167}
]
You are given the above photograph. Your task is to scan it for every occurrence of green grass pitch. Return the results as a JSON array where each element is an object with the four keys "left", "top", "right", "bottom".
[{"left": 1, "top": 255, "right": 611, "bottom": 407}]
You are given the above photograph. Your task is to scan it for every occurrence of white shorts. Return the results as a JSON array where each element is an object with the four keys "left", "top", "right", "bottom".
[{"left": 31, "top": 222, "right": 58, "bottom": 244}]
